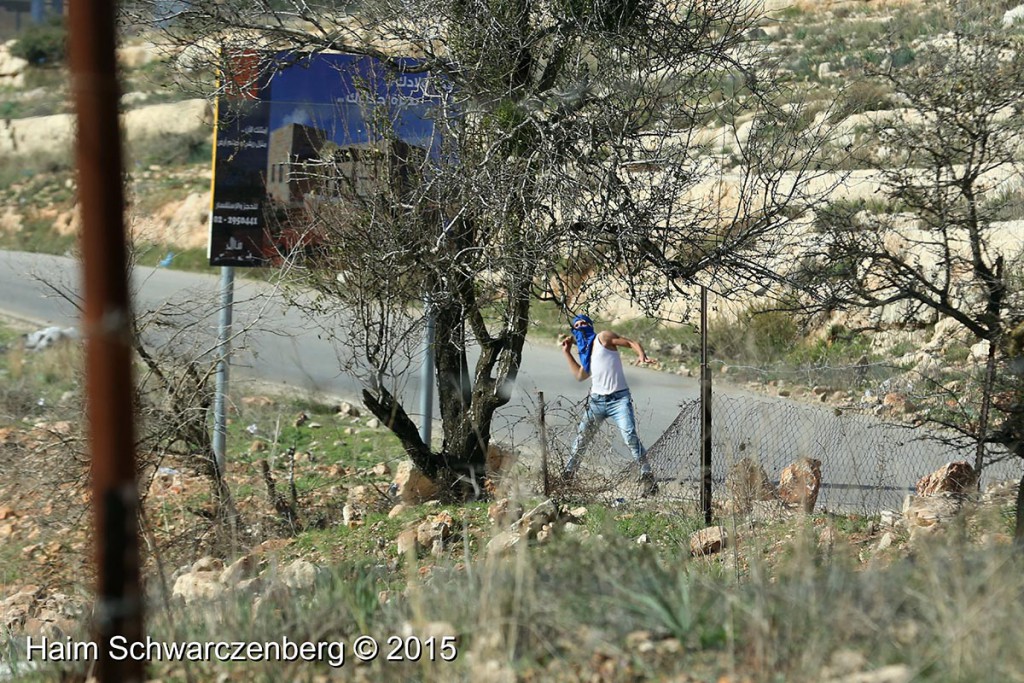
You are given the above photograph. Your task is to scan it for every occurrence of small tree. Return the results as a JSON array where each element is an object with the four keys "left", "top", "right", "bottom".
[
  {"left": 798, "top": 3, "right": 1024, "bottom": 539},
  {"left": 11, "top": 17, "right": 67, "bottom": 66},
  {"left": 126, "top": 0, "right": 834, "bottom": 494}
]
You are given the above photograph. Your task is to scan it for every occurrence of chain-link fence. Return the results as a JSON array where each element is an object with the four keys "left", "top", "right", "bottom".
[
  {"left": 529, "top": 359, "right": 1022, "bottom": 513},
  {"left": 646, "top": 394, "right": 1020, "bottom": 512}
]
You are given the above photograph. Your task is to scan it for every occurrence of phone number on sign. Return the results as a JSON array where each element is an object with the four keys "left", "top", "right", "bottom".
[{"left": 212, "top": 215, "right": 259, "bottom": 226}]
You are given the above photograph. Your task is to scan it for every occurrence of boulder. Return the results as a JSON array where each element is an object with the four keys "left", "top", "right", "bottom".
[
  {"left": 486, "top": 443, "right": 517, "bottom": 477},
  {"left": 915, "top": 461, "right": 977, "bottom": 495},
  {"left": 117, "top": 43, "right": 165, "bottom": 69},
  {"left": 279, "top": 559, "right": 318, "bottom": 590},
  {"left": 342, "top": 503, "right": 360, "bottom": 527},
  {"left": 514, "top": 499, "right": 558, "bottom": 538},
  {"left": 2, "top": 100, "right": 211, "bottom": 158},
  {"left": 486, "top": 530, "right": 522, "bottom": 556},
  {"left": 778, "top": 457, "right": 823, "bottom": 512},
  {"left": 415, "top": 512, "right": 454, "bottom": 548},
  {"left": 191, "top": 556, "right": 224, "bottom": 573},
  {"left": 220, "top": 554, "right": 259, "bottom": 586},
  {"left": 0, "top": 44, "right": 28, "bottom": 88},
  {"left": 164, "top": 191, "right": 211, "bottom": 248},
  {"left": 821, "top": 664, "right": 914, "bottom": 683},
  {"left": 1004, "top": 4, "right": 1024, "bottom": 27},
  {"left": 346, "top": 485, "right": 380, "bottom": 506},
  {"left": 122, "top": 99, "right": 212, "bottom": 145},
  {"left": 487, "top": 498, "right": 524, "bottom": 526},
  {"left": 0, "top": 206, "right": 23, "bottom": 235},
  {"left": 903, "top": 493, "right": 967, "bottom": 540},
  {"left": 724, "top": 457, "right": 776, "bottom": 513},
  {"left": 690, "top": 526, "right": 727, "bottom": 556},
  {"left": 394, "top": 461, "right": 440, "bottom": 504},
  {"left": 882, "top": 393, "right": 911, "bottom": 414},
  {"left": 172, "top": 571, "right": 224, "bottom": 604},
  {"left": 336, "top": 401, "right": 361, "bottom": 417},
  {"left": 1, "top": 586, "right": 41, "bottom": 631},
  {"left": 396, "top": 529, "right": 419, "bottom": 556}
]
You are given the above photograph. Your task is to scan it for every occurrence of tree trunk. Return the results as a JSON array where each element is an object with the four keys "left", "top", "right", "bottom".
[
  {"left": 1016, "top": 465, "right": 1024, "bottom": 548},
  {"left": 433, "top": 302, "right": 489, "bottom": 488}
]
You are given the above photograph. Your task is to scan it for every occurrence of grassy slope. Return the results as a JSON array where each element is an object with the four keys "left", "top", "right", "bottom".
[{"left": 0, "top": 322, "right": 1021, "bottom": 682}]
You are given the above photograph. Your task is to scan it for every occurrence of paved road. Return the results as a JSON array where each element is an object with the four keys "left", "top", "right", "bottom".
[
  {"left": 2, "top": 250, "right": 1015, "bottom": 510},
  {"left": 0, "top": 249, "right": 697, "bottom": 451}
]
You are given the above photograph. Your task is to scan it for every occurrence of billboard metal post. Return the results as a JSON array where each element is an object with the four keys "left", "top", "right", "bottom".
[
  {"left": 213, "top": 265, "right": 235, "bottom": 476},
  {"left": 418, "top": 296, "right": 435, "bottom": 446},
  {"left": 700, "top": 285, "right": 713, "bottom": 524},
  {"left": 69, "top": 1, "right": 145, "bottom": 680}
]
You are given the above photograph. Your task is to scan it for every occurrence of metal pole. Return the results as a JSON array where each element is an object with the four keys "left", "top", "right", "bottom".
[
  {"left": 700, "top": 285, "right": 713, "bottom": 524},
  {"left": 418, "top": 297, "right": 435, "bottom": 446},
  {"left": 538, "top": 391, "right": 549, "bottom": 497},
  {"left": 69, "top": 2, "right": 145, "bottom": 680},
  {"left": 213, "top": 265, "right": 235, "bottom": 477},
  {"left": 973, "top": 337, "right": 997, "bottom": 479}
]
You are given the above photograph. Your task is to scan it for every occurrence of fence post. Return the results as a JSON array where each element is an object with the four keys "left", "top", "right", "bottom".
[
  {"left": 700, "top": 285, "right": 713, "bottom": 524},
  {"left": 974, "top": 337, "right": 997, "bottom": 479},
  {"left": 70, "top": 2, "right": 145, "bottom": 679},
  {"left": 538, "top": 391, "right": 549, "bottom": 497}
]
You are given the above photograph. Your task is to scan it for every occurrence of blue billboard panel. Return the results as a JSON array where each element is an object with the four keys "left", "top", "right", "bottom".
[{"left": 209, "top": 51, "right": 444, "bottom": 267}]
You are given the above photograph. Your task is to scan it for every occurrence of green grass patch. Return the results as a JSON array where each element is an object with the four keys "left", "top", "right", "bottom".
[
  {"left": 0, "top": 222, "right": 76, "bottom": 256},
  {"left": 228, "top": 399, "right": 405, "bottom": 474},
  {"left": 0, "top": 333, "right": 80, "bottom": 422}
]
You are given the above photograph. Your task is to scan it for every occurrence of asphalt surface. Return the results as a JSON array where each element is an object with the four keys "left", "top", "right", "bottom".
[{"left": 2, "top": 249, "right": 1017, "bottom": 511}]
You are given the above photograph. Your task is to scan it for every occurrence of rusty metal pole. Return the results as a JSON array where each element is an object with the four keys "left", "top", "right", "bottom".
[
  {"left": 700, "top": 285, "right": 713, "bottom": 524},
  {"left": 69, "top": 3, "right": 145, "bottom": 682},
  {"left": 538, "top": 391, "right": 549, "bottom": 497}
]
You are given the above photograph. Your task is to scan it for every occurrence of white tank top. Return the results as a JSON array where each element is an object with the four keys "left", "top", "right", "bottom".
[{"left": 590, "top": 336, "right": 629, "bottom": 396}]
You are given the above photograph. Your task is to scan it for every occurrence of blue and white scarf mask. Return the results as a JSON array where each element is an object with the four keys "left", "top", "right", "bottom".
[{"left": 571, "top": 315, "right": 597, "bottom": 373}]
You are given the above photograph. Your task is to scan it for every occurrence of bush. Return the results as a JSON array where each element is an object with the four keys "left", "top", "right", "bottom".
[
  {"left": 890, "top": 46, "right": 916, "bottom": 69},
  {"left": 833, "top": 80, "right": 894, "bottom": 121},
  {"left": 708, "top": 305, "right": 801, "bottom": 364},
  {"left": 11, "top": 18, "right": 67, "bottom": 66}
]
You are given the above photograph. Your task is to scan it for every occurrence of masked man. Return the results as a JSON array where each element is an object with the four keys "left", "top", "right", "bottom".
[{"left": 560, "top": 314, "right": 658, "bottom": 496}]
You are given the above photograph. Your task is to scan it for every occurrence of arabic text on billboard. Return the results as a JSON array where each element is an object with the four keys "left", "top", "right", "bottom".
[{"left": 209, "top": 51, "right": 442, "bottom": 267}]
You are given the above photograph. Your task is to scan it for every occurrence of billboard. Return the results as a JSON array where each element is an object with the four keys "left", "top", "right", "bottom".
[{"left": 209, "top": 51, "right": 444, "bottom": 267}]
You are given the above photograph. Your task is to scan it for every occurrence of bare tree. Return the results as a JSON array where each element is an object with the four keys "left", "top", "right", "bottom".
[
  {"left": 796, "top": 3, "right": 1024, "bottom": 539},
  {"left": 125, "top": 0, "right": 835, "bottom": 494}
]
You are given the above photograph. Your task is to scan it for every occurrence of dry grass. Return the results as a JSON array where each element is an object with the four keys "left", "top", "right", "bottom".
[{"left": 1, "top": 323, "right": 1023, "bottom": 683}]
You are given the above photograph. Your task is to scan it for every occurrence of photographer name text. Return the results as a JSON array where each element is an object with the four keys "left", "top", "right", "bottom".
[{"left": 25, "top": 634, "right": 458, "bottom": 668}]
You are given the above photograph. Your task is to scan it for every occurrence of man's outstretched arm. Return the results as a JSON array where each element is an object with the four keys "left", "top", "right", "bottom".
[{"left": 601, "top": 331, "right": 657, "bottom": 365}]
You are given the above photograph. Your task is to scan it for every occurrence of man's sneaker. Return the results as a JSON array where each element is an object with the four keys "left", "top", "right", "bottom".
[{"left": 639, "top": 472, "right": 659, "bottom": 498}]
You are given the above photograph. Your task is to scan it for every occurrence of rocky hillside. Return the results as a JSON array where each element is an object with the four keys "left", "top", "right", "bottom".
[
  {"left": 1, "top": 3, "right": 1023, "bottom": 305},
  {"left": 1, "top": 39, "right": 214, "bottom": 253}
]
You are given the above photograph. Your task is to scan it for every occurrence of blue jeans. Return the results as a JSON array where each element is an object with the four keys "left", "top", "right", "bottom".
[{"left": 565, "top": 388, "right": 652, "bottom": 476}]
